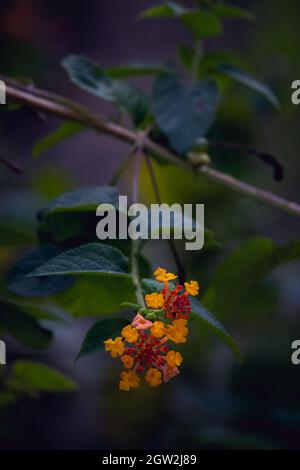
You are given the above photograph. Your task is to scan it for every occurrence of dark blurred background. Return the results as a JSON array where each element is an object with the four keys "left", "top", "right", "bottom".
[{"left": 1, "top": 0, "right": 300, "bottom": 450}]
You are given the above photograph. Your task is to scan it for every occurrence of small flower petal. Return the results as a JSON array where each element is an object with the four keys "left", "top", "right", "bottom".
[
  {"left": 145, "top": 293, "right": 164, "bottom": 309},
  {"left": 131, "top": 313, "right": 153, "bottom": 330},
  {"left": 165, "top": 350, "right": 183, "bottom": 368},
  {"left": 121, "top": 325, "right": 139, "bottom": 343},
  {"left": 184, "top": 280, "right": 199, "bottom": 296},
  {"left": 119, "top": 370, "right": 140, "bottom": 391},
  {"left": 104, "top": 337, "right": 124, "bottom": 358},
  {"left": 150, "top": 321, "right": 165, "bottom": 338},
  {"left": 154, "top": 267, "right": 177, "bottom": 282},
  {"left": 162, "top": 365, "right": 180, "bottom": 382},
  {"left": 121, "top": 354, "right": 134, "bottom": 369},
  {"left": 145, "top": 368, "right": 163, "bottom": 387},
  {"left": 165, "top": 319, "right": 188, "bottom": 344}
]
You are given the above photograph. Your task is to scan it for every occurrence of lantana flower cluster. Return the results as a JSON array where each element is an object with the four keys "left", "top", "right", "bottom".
[{"left": 104, "top": 267, "right": 199, "bottom": 391}]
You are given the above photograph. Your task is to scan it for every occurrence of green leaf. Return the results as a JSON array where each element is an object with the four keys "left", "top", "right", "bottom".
[
  {"left": 53, "top": 276, "right": 135, "bottom": 317},
  {"left": 51, "top": 256, "right": 150, "bottom": 317},
  {"left": 0, "top": 217, "right": 36, "bottom": 246},
  {"left": 190, "top": 298, "right": 241, "bottom": 361},
  {"left": 28, "top": 243, "right": 130, "bottom": 278},
  {"left": 7, "top": 245, "right": 74, "bottom": 298},
  {"left": 37, "top": 185, "right": 121, "bottom": 244},
  {"left": 107, "top": 63, "right": 163, "bottom": 78},
  {"left": 39, "top": 185, "right": 118, "bottom": 216},
  {"left": 62, "top": 55, "right": 149, "bottom": 126},
  {"left": 8, "top": 360, "right": 78, "bottom": 393},
  {"left": 180, "top": 10, "right": 222, "bottom": 39},
  {"left": 213, "top": 3, "right": 255, "bottom": 21},
  {"left": 5, "top": 297, "right": 66, "bottom": 322},
  {"left": 137, "top": 206, "right": 204, "bottom": 242},
  {"left": 77, "top": 317, "right": 129, "bottom": 359},
  {"left": 177, "top": 44, "right": 195, "bottom": 70},
  {"left": 216, "top": 64, "right": 279, "bottom": 109},
  {"left": 201, "top": 52, "right": 238, "bottom": 74},
  {"left": 0, "top": 391, "right": 17, "bottom": 408},
  {"left": 142, "top": 278, "right": 165, "bottom": 295},
  {"left": 203, "top": 237, "right": 300, "bottom": 321},
  {"left": 0, "top": 300, "right": 52, "bottom": 349},
  {"left": 139, "top": 1, "right": 186, "bottom": 19},
  {"left": 141, "top": 279, "right": 240, "bottom": 359},
  {"left": 32, "top": 122, "right": 85, "bottom": 159},
  {"left": 152, "top": 71, "right": 219, "bottom": 153}
]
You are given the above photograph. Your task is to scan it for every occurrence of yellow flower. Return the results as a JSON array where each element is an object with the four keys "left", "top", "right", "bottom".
[
  {"left": 104, "top": 337, "right": 124, "bottom": 358},
  {"left": 145, "top": 368, "right": 162, "bottom": 387},
  {"left": 165, "top": 319, "right": 188, "bottom": 344},
  {"left": 184, "top": 280, "right": 199, "bottom": 296},
  {"left": 154, "top": 267, "right": 177, "bottom": 283},
  {"left": 150, "top": 321, "right": 165, "bottom": 339},
  {"left": 166, "top": 350, "right": 183, "bottom": 369},
  {"left": 119, "top": 370, "right": 140, "bottom": 391},
  {"left": 121, "top": 325, "right": 139, "bottom": 343},
  {"left": 121, "top": 354, "right": 134, "bottom": 369},
  {"left": 145, "top": 293, "right": 164, "bottom": 309}
]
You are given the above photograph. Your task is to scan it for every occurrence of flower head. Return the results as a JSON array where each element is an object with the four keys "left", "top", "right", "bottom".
[
  {"left": 121, "top": 325, "right": 139, "bottom": 343},
  {"left": 104, "top": 337, "right": 125, "bottom": 358},
  {"left": 145, "top": 292, "right": 164, "bottom": 309},
  {"left": 184, "top": 280, "right": 199, "bottom": 296},
  {"left": 145, "top": 368, "right": 163, "bottom": 387},
  {"left": 104, "top": 269, "right": 201, "bottom": 390},
  {"left": 119, "top": 370, "right": 140, "bottom": 391}
]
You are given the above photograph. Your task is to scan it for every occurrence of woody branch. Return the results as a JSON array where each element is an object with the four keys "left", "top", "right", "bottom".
[{"left": 3, "top": 75, "right": 300, "bottom": 218}]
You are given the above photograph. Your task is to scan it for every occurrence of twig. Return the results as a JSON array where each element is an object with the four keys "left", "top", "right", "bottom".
[
  {"left": 3, "top": 76, "right": 300, "bottom": 218},
  {"left": 0, "top": 154, "right": 23, "bottom": 175},
  {"left": 201, "top": 166, "right": 300, "bottom": 215}
]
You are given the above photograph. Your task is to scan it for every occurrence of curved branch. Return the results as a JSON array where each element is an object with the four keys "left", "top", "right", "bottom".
[{"left": 3, "top": 77, "right": 300, "bottom": 218}]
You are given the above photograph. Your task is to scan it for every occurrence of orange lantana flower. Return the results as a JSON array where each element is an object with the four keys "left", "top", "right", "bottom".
[
  {"left": 184, "top": 280, "right": 199, "bottom": 296},
  {"left": 145, "top": 368, "right": 163, "bottom": 387},
  {"left": 121, "top": 325, "right": 139, "bottom": 343},
  {"left": 150, "top": 321, "right": 165, "bottom": 338},
  {"left": 154, "top": 267, "right": 177, "bottom": 283},
  {"left": 104, "top": 337, "right": 124, "bottom": 358},
  {"left": 166, "top": 350, "right": 183, "bottom": 368},
  {"left": 119, "top": 370, "right": 140, "bottom": 391},
  {"left": 165, "top": 319, "right": 189, "bottom": 344},
  {"left": 145, "top": 292, "right": 164, "bottom": 309}
]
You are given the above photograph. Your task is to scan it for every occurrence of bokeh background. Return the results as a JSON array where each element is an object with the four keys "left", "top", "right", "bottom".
[{"left": 1, "top": 0, "right": 300, "bottom": 450}]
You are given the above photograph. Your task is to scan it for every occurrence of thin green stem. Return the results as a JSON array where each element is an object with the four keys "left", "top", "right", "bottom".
[
  {"left": 131, "top": 239, "right": 146, "bottom": 308},
  {"left": 110, "top": 149, "right": 134, "bottom": 186},
  {"left": 144, "top": 153, "right": 186, "bottom": 282},
  {"left": 192, "top": 40, "right": 203, "bottom": 80},
  {"left": 130, "top": 149, "right": 146, "bottom": 308}
]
